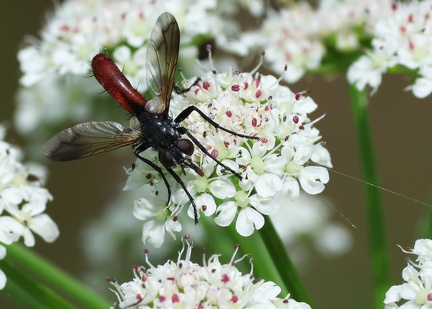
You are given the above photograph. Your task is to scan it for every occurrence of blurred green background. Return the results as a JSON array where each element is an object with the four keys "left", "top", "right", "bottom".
[{"left": 2, "top": 1, "right": 432, "bottom": 308}]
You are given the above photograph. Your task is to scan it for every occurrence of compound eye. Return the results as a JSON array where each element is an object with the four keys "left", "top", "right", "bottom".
[
  {"left": 159, "top": 151, "right": 174, "bottom": 167},
  {"left": 177, "top": 139, "right": 194, "bottom": 156}
]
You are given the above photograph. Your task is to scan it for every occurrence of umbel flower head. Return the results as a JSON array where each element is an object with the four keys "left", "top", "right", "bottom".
[
  {"left": 109, "top": 236, "right": 311, "bottom": 309},
  {"left": 384, "top": 239, "right": 432, "bottom": 308},
  {"left": 250, "top": 0, "right": 389, "bottom": 84},
  {"left": 240, "top": 0, "right": 432, "bottom": 98},
  {"left": 347, "top": 0, "right": 432, "bottom": 97},
  {"left": 125, "top": 55, "right": 332, "bottom": 247},
  {"left": 18, "top": 0, "right": 261, "bottom": 88},
  {"left": 15, "top": 0, "right": 262, "bottom": 136},
  {"left": 0, "top": 125, "right": 59, "bottom": 289}
]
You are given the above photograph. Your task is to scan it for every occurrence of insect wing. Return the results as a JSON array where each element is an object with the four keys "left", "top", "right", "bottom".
[
  {"left": 43, "top": 121, "right": 141, "bottom": 161},
  {"left": 145, "top": 12, "right": 180, "bottom": 117}
]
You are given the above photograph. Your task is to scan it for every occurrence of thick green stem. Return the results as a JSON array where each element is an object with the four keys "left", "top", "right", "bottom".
[
  {"left": 3, "top": 243, "right": 111, "bottom": 309},
  {"left": 1, "top": 258, "right": 76, "bottom": 309},
  {"left": 202, "top": 216, "right": 312, "bottom": 305},
  {"left": 348, "top": 83, "right": 391, "bottom": 308},
  {"left": 258, "top": 218, "right": 312, "bottom": 305}
]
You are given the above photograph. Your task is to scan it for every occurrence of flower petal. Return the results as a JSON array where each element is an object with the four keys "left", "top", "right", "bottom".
[
  {"left": 142, "top": 220, "right": 166, "bottom": 248},
  {"left": 236, "top": 207, "right": 264, "bottom": 236},
  {"left": 209, "top": 179, "right": 236, "bottom": 199},
  {"left": 298, "top": 166, "right": 329, "bottom": 195},
  {"left": 255, "top": 174, "right": 282, "bottom": 198},
  {"left": 214, "top": 201, "right": 237, "bottom": 227},
  {"left": 28, "top": 214, "right": 59, "bottom": 243}
]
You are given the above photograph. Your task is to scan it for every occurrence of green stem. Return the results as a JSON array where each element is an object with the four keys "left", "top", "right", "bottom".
[
  {"left": 226, "top": 223, "right": 287, "bottom": 295},
  {"left": 4, "top": 243, "right": 111, "bottom": 309},
  {"left": 1, "top": 258, "right": 76, "bottom": 309},
  {"left": 348, "top": 83, "right": 391, "bottom": 309},
  {"left": 258, "top": 218, "right": 312, "bottom": 305},
  {"left": 202, "top": 216, "right": 311, "bottom": 304}
]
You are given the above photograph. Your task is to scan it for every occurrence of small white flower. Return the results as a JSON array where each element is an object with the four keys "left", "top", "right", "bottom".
[
  {"left": 347, "top": 53, "right": 390, "bottom": 94},
  {"left": 109, "top": 237, "right": 311, "bottom": 308},
  {"left": 384, "top": 239, "right": 432, "bottom": 308},
  {"left": 410, "top": 65, "right": 432, "bottom": 98},
  {"left": 0, "top": 217, "right": 25, "bottom": 245},
  {"left": 0, "top": 125, "right": 59, "bottom": 289},
  {"left": 133, "top": 185, "right": 182, "bottom": 248}
]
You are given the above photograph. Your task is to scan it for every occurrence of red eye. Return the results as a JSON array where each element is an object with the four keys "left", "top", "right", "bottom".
[{"left": 177, "top": 139, "right": 194, "bottom": 156}]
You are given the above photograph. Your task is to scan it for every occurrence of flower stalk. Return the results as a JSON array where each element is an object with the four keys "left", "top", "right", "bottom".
[
  {"left": 3, "top": 243, "right": 110, "bottom": 309},
  {"left": 348, "top": 84, "right": 390, "bottom": 309},
  {"left": 258, "top": 218, "right": 312, "bottom": 305}
]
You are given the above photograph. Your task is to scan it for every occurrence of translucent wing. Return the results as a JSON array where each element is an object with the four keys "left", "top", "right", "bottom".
[
  {"left": 145, "top": 12, "right": 180, "bottom": 117},
  {"left": 43, "top": 121, "right": 141, "bottom": 161}
]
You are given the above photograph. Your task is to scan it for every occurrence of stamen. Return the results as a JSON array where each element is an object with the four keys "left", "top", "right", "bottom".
[
  {"left": 177, "top": 237, "right": 186, "bottom": 262},
  {"left": 186, "top": 240, "right": 193, "bottom": 261},
  {"left": 276, "top": 64, "right": 288, "bottom": 85},
  {"left": 206, "top": 44, "right": 216, "bottom": 69},
  {"left": 144, "top": 249, "right": 155, "bottom": 269},
  {"left": 249, "top": 50, "right": 265, "bottom": 76},
  {"left": 179, "top": 67, "right": 187, "bottom": 81},
  {"left": 229, "top": 244, "right": 241, "bottom": 265},
  {"left": 303, "top": 112, "right": 327, "bottom": 128}
]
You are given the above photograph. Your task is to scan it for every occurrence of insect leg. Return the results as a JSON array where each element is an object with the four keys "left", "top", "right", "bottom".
[
  {"left": 174, "top": 105, "right": 259, "bottom": 140},
  {"left": 163, "top": 167, "right": 199, "bottom": 224},
  {"left": 134, "top": 149, "right": 172, "bottom": 204},
  {"left": 174, "top": 78, "right": 201, "bottom": 95},
  {"left": 182, "top": 129, "right": 242, "bottom": 180}
]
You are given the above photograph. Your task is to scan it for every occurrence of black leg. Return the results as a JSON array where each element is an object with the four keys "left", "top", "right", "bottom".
[
  {"left": 134, "top": 147, "right": 199, "bottom": 224},
  {"left": 175, "top": 105, "right": 259, "bottom": 140},
  {"left": 184, "top": 130, "right": 242, "bottom": 179},
  {"left": 163, "top": 166, "right": 199, "bottom": 224},
  {"left": 134, "top": 149, "right": 172, "bottom": 204},
  {"left": 174, "top": 78, "right": 201, "bottom": 95}
]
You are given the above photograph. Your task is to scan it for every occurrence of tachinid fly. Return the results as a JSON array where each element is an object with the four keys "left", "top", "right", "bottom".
[{"left": 43, "top": 12, "right": 257, "bottom": 223}]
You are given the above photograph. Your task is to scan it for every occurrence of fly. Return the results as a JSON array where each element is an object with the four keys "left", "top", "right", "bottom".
[{"left": 43, "top": 12, "right": 258, "bottom": 223}]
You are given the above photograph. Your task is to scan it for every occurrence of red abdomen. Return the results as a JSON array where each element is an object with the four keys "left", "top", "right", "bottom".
[{"left": 91, "top": 54, "right": 147, "bottom": 115}]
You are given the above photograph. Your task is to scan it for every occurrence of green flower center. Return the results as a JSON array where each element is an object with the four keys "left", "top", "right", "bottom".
[
  {"left": 285, "top": 161, "right": 302, "bottom": 175},
  {"left": 235, "top": 191, "right": 250, "bottom": 208},
  {"left": 250, "top": 156, "right": 265, "bottom": 174}
]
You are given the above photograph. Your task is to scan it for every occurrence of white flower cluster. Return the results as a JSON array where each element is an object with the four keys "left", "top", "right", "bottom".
[
  {"left": 16, "top": 0, "right": 263, "bottom": 135},
  {"left": 18, "top": 0, "right": 259, "bottom": 88},
  {"left": 384, "top": 239, "right": 432, "bottom": 308},
  {"left": 348, "top": 0, "right": 432, "bottom": 97},
  {"left": 251, "top": 0, "right": 391, "bottom": 84},
  {"left": 238, "top": 0, "right": 432, "bottom": 98},
  {"left": 81, "top": 192, "right": 351, "bottom": 286},
  {"left": 110, "top": 237, "right": 311, "bottom": 309},
  {"left": 19, "top": 0, "right": 191, "bottom": 87},
  {"left": 125, "top": 67, "right": 331, "bottom": 247},
  {"left": 0, "top": 126, "right": 59, "bottom": 289}
]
